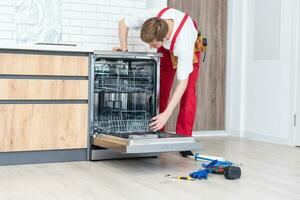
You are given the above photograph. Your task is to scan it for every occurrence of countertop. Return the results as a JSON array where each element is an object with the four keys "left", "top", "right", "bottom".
[
  {"left": 0, "top": 43, "right": 94, "bottom": 53},
  {"left": 0, "top": 43, "right": 162, "bottom": 57}
]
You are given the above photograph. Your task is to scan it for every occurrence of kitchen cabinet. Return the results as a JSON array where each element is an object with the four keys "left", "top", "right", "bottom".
[{"left": 0, "top": 51, "right": 89, "bottom": 153}]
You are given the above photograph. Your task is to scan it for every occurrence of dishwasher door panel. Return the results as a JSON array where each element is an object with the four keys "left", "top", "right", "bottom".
[{"left": 92, "top": 132, "right": 202, "bottom": 154}]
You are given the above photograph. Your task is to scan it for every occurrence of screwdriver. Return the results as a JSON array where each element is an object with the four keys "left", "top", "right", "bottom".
[{"left": 165, "top": 174, "right": 195, "bottom": 181}]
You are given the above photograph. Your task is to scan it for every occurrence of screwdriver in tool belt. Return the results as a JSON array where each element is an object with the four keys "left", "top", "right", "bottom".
[{"left": 165, "top": 174, "right": 195, "bottom": 181}]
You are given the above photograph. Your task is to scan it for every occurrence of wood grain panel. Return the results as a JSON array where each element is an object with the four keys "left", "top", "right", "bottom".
[
  {"left": 0, "top": 53, "right": 88, "bottom": 76},
  {"left": 0, "top": 121, "right": 3, "bottom": 151},
  {"left": 167, "top": 0, "right": 226, "bottom": 131},
  {"left": 0, "top": 79, "right": 88, "bottom": 100},
  {"left": 0, "top": 104, "right": 88, "bottom": 152}
]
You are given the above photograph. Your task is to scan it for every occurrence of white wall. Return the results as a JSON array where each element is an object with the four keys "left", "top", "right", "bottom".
[
  {"left": 294, "top": 0, "right": 300, "bottom": 146},
  {"left": 146, "top": 0, "right": 167, "bottom": 9},
  {"left": 0, "top": 0, "right": 167, "bottom": 51},
  {"left": 226, "top": 0, "right": 247, "bottom": 136},
  {"left": 227, "top": 0, "right": 299, "bottom": 145}
]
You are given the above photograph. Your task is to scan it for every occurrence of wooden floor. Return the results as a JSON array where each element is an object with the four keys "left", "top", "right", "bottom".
[{"left": 0, "top": 136, "right": 300, "bottom": 200}]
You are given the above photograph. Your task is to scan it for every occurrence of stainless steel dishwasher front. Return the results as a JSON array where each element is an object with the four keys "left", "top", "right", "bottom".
[{"left": 89, "top": 51, "right": 203, "bottom": 160}]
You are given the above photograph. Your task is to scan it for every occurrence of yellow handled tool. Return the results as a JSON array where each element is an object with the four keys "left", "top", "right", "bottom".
[{"left": 165, "top": 174, "right": 195, "bottom": 181}]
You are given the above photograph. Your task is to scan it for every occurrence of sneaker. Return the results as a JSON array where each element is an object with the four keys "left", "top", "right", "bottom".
[{"left": 180, "top": 151, "right": 194, "bottom": 158}]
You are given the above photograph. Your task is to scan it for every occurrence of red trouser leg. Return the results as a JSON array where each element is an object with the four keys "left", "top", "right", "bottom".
[
  {"left": 157, "top": 47, "right": 201, "bottom": 136},
  {"left": 157, "top": 46, "right": 176, "bottom": 132},
  {"left": 176, "top": 52, "right": 200, "bottom": 136}
]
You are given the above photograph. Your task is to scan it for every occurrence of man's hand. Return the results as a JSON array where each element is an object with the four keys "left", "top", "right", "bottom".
[
  {"left": 149, "top": 111, "right": 171, "bottom": 132},
  {"left": 112, "top": 47, "right": 128, "bottom": 51}
]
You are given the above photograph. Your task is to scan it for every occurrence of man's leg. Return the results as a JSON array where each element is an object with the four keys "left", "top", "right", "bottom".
[
  {"left": 157, "top": 47, "right": 176, "bottom": 132},
  {"left": 176, "top": 53, "right": 200, "bottom": 136}
]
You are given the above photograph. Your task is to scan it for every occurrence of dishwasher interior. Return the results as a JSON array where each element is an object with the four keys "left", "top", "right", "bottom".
[
  {"left": 93, "top": 58, "right": 156, "bottom": 137},
  {"left": 89, "top": 51, "right": 202, "bottom": 160}
]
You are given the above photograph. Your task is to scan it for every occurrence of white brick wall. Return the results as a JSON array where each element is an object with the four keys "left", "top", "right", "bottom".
[{"left": 0, "top": 0, "right": 166, "bottom": 51}]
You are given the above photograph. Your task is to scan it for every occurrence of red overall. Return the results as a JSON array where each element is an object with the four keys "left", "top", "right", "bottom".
[{"left": 156, "top": 8, "right": 200, "bottom": 136}]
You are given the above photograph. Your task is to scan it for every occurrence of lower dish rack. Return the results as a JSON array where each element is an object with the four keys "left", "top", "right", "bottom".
[{"left": 93, "top": 110, "right": 152, "bottom": 135}]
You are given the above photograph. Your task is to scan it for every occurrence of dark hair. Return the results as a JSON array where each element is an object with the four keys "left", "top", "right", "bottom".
[{"left": 140, "top": 17, "right": 168, "bottom": 43}]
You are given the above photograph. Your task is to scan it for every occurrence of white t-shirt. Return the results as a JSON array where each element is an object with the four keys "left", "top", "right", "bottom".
[{"left": 124, "top": 8, "right": 198, "bottom": 80}]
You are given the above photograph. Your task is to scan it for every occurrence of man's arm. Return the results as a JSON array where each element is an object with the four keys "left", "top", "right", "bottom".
[
  {"left": 149, "top": 78, "right": 188, "bottom": 131},
  {"left": 112, "top": 19, "right": 128, "bottom": 51},
  {"left": 113, "top": 9, "right": 159, "bottom": 51},
  {"left": 150, "top": 37, "right": 195, "bottom": 131}
]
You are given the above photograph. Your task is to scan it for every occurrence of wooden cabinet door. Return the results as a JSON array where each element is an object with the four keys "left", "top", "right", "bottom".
[
  {"left": 0, "top": 79, "right": 88, "bottom": 100},
  {"left": 0, "top": 104, "right": 88, "bottom": 152},
  {"left": 0, "top": 53, "right": 88, "bottom": 76},
  {"left": 167, "top": 0, "right": 227, "bottom": 130}
]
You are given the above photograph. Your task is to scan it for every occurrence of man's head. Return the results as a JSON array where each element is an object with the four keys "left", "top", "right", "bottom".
[{"left": 140, "top": 17, "right": 169, "bottom": 49}]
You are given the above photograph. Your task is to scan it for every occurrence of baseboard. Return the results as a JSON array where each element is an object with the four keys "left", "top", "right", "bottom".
[
  {"left": 192, "top": 130, "right": 291, "bottom": 146},
  {"left": 242, "top": 131, "right": 290, "bottom": 145},
  {"left": 227, "top": 130, "right": 242, "bottom": 137},
  {"left": 192, "top": 131, "right": 230, "bottom": 137},
  {"left": 0, "top": 149, "right": 87, "bottom": 165}
]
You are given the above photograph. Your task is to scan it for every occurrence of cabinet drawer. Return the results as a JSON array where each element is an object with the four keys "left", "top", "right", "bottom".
[
  {"left": 0, "top": 79, "right": 88, "bottom": 100},
  {"left": 0, "top": 53, "right": 88, "bottom": 76},
  {"left": 0, "top": 104, "right": 88, "bottom": 152}
]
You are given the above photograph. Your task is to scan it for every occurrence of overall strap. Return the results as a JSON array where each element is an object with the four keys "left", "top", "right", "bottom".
[
  {"left": 192, "top": 19, "right": 198, "bottom": 31},
  {"left": 157, "top": 7, "right": 170, "bottom": 18},
  {"left": 170, "top": 14, "right": 188, "bottom": 52}
]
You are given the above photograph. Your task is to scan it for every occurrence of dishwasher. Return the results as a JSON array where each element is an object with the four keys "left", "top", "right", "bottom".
[{"left": 89, "top": 51, "right": 203, "bottom": 160}]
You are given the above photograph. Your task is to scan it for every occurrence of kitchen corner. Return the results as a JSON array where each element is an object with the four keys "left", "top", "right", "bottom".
[{"left": 0, "top": 44, "right": 203, "bottom": 165}]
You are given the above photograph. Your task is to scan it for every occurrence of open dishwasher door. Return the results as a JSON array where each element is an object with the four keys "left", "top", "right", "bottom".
[
  {"left": 90, "top": 51, "right": 202, "bottom": 158},
  {"left": 92, "top": 132, "right": 202, "bottom": 154}
]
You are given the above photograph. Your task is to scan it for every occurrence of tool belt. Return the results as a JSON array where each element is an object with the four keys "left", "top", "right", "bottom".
[{"left": 170, "top": 32, "right": 207, "bottom": 69}]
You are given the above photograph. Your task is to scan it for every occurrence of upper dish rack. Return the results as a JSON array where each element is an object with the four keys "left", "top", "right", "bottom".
[{"left": 94, "top": 60, "right": 154, "bottom": 93}]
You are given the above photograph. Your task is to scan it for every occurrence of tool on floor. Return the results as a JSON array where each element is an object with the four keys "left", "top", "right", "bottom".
[
  {"left": 189, "top": 159, "right": 218, "bottom": 180},
  {"left": 189, "top": 154, "right": 242, "bottom": 180},
  {"left": 189, "top": 169, "right": 210, "bottom": 179},
  {"left": 192, "top": 153, "right": 226, "bottom": 162},
  {"left": 193, "top": 153, "right": 242, "bottom": 167},
  {"left": 223, "top": 166, "right": 241, "bottom": 180},
  {"left": 209, "top": 165, "right": 227, "bottom": 174},
  {"left": 167, "top": 154, "right": 242, "bottom": 181},
  {"left": 165, "top": 174, "right": 195, "bottom": 181}
]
